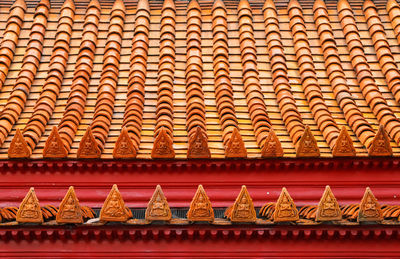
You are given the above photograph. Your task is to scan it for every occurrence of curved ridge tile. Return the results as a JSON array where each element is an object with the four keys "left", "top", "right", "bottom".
[
  {"left": 23, "top": 0, "right": 75, "bottom": 155},
  {"left": 1, "top": 0, "right": 50, "bottom": 149},
  {"left": 152, "top": 0, "right": 176, "bottom": 158},
  {"left": 90, "top": 0, "right": 125, "bottom": 153},
  {"left": 0, "top": 0, "right": 26, "bottom": 92},
  {"left": 57, "top": 0, "right": 101, "bottom": 154},
  {"left": 185, "top": 0, "right": 210, "bottom": 158},
  {"left": 238, "top": 0, "right": 273, "bottom": 154},
  {"left": 212, "top": 0, "right": 245, "bottom": 156},
  {"left": 119, "top": 0, "right": 150, "bottom": 158},
  {"left": 388, "top": 0, "right": 400, "bottom": 44},
  {"left": 313, "top": 0, "right": 375, "bottom": 149},
  {"left": 287, "top": 0, "right": 340, "bottom": 150},
  {"left": 364, "top": 0, "right": 400, "bottom": 105},
  {"left": 263, "top": 0, "right": 305, "bottom": 146},
  {"left": 338, "top": 0, "right": 400, "bottom": 146}
]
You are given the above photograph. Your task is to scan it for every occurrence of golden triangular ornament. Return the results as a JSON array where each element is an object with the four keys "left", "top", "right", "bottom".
[
  {"left": 113, "top": 127, "right": 137, "bottom": 159},
  {"left": 43, "top": 126, "right": 68, "bottom": 158},
  {"left": 100, "top": 184, "right": 130, "bottom": 222},
  {"left": 368, "top": 125, "right": 392, "bottom": 156},
  {"left": 16, "top": 188, "right": 43, "bottom": 223},
  {"left": 77, "top": 127, "right": 101, "bottom": 158},
  {"left": 296, "top": 125, "right": 320, "bottom": 157},
  {"left": 230, "top": 185, "right": 256, "bottom": 222},
  {"left": 225, "top": 127, "right": 247, "bottom": 158},
  {"left": 358, "top": 187, "right": 383, "bottom": 222},
  {"left": 273, "top": 187, "right": 299, "bottom": 222},
  {"left": 56, "top": 186, "right": 83, "bottom": 224},
  {"left": 316, "top": 186, "right": 342, "bottom": 221},
  {"left": 261, "top": 128, "right": 284, "bottom": 157},
  {"left": 187, "top": 185, "right": 214, "bottom": 221},
  {"left": 332, "top": 126, "right": 356, "bottom": 157},
  {"left": 8, "top": 128, "right": 30, "bottom": 158},
  {"left": 145, "top": 185, "right": 172, "bottom": 221}
]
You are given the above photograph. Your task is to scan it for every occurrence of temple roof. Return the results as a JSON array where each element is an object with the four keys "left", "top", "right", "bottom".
[{"left": 0, "top": 0, "right": 399, "bottom": 159}]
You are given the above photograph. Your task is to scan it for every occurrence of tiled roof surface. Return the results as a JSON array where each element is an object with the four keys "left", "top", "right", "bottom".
[
  {"left": 0, "top": 0, "right": 400, "bottom": 159},
  {"left": 2, "top": 184, "right": 400, "bottom": 226}
]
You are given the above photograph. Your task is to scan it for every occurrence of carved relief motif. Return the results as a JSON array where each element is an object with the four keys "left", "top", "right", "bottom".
[
  {"left": 145, "top": 185, "right": 172, "bottom": 221},
  {"left": 273, "top": 187, "right": 299, "bottom": 222},
  {"left": 151, "top": 127, "right": 175, "bottom": 159},
  {"left": 100, "top": 184, "right": 130, "bottom": 222},
  {"left": 316, "top": 185, "right": 342, "bottom": 221},
  {"left": 16, "top": 187, "right": 43, "bottom": 223},
  {"left": 56, "top": 186, "right": 83, "bottom": 224},
  {"left": 230, "top": 185, "right": 256, "bottom": 222},
  {"left": 225, "top": 127, "right": 247, "bottom": 158},
  {"left": 332, "top": 126, "right": 356, "bottom": 157},
  {"left": 187, "top": 185, "right": 214, "bottom": 222},
  {"left": 43, "top": 126, "right": 68, "bottom": 158},
  {"left": 187, "top": 127, "right": 211, "bottom": 159},
  {"left": 296, "top": 126, "right": 320, "bottom": 157},
  {"left": 261, "top": 128, "right": 284, "bottom": 157},
  {"left": 368, "top": 125, "right": 392, "bottom": 156},
  {"left": 113, "top": 127, "right": 137, "bottom": 159},
  {"left": 8, "top": 128, "right": 30, "bottom": 158},
  {"left": 358, "top": 187, "right": 383, "bottom": 222},
  {"left": 77, "top": 127, "right": 101, "bottom": 159}
]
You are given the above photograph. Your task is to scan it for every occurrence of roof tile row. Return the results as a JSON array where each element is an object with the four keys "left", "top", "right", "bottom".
[
  {"left": 3, "top": 184, "right": 397, "bottom": 225},
  {"left": 0, "top": 0, "right": 399, "bottom": 159}
]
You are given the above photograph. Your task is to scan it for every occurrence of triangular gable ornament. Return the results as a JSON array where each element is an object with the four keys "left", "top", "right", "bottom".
[
  {"left": 145, "top": 185, "right": 172, "bottom": 221},
  {"left": 358, "top": 187, "right": 383, "bottom": 222},
  {"left": 315, "top": 185, "right": 342, "bottom": 221},
  {"left": 296, "top": 125, "right": 320, "bottom": 157},
  {"left": 230, "top": 185, "right": 256, "bottom": 222},
  {"left": 261, "top": 128, "right": 284, "bottom": 157},
  {"left": 77, "top": 127, "right": 101, "bottom": 159},
  {"left": 100, "top": 184, "right": 130, "bottom": 222},
  {"left": 187, "top": 127, "right": 211, "bottom": 159},
  {"left": 273, "top": 187, "right": 299, "bottom": 222},
  {"left": 368, "top": 125, "right": 392, "bottom": 157},
  {"left": 43, "top": 126, "right": 68, "bottom": 158},
  {"left": 113, "top": 127, "right": 137, "bottom": 159},
  {"left": 225, "top": 127, "right": 247, "bottom": 158},
  {"left": 56, "top": 186, "right": 83, "bottom": 224},
  {"left": 332, "top": 126, "right": 356, "bottom": 157},
  {"left": 151, "top": 127, "right": 175, "bottom": 159},
  {"left": 187, "top": 185, "right": 214, "bottom": 222},
  {"left": 16, "top": 187, "right": 43, "bottom": 223},
  {"left": 8, "top": 128, "right": 30, "bottom": 158}
]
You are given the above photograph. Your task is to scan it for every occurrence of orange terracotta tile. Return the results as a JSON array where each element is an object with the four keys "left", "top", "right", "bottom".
[
  {"left": 368, "top": 125, "right": 393, "bottom": 157},
  {"left": 43, "top": 126, "right": 68, "bottom": 158},
  {"left": 296, "top": 125, "right": 320, "bottom": 157},
  {"left": 358, "top": 187, "right": 383, "bottom": 222},
  {"left": 145, "top": 185, "right": 171, "bottom": 222},
  {"left": 228, "top": 185, "right": 256, "bottom": 223},
  {"left": 261, "top": 128, "right": 283, "bottom": 158},
  {"left": 332, "top": 126, "right": 356, "bottom": 157},
  {"left": 56, "top": 186, "right": 83, "bottom": 224},
  {"left": 273, "top": 187, "right": 299, "bottom": 222},
  {"left": 113, "top": 127, "right": 137, "bottom": 159},
  {"left": 16, "top": 187, "right": 43, "bottom": 223},
  {"left": 225, "top": 127, "right": 247, "bottom": 158},
  {"left": 8, "top": 128, "right": 30, "bottom": 158},
  {"left": 151, "top": 127, "right": 175, "bottom": 159},
  {"left": 77, "top": 127, "right": 101, "bottom": 159},
  {"left": 100, "top": 184, "right": 130, "bottom": 222},
  {"left": 316, "top": 186, "right": 342, "bottom": 222},
  {"left": 187, "top": 126, "right": 210, "bottom": 159},
  {"left": 187, "top": 185, "right": 214, "bottom": 222}
]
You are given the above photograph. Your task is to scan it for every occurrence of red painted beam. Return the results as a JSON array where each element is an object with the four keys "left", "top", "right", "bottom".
[
  {"left": 0, "top": 158, "right": 399, "bottom": 207},
  {"left": 0, "top": 225, "right": 399, "bottom": 257}
]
